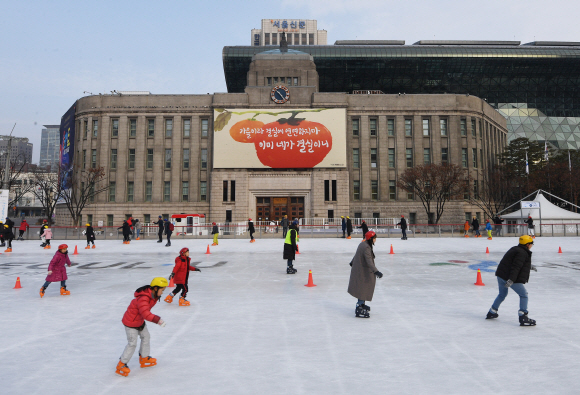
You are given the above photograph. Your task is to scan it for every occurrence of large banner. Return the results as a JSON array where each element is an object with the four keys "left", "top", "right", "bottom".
[
  {"left": 0, "top": 190, "right": 8, "bottom": 220},
  {"left": 213, "top": 108, "right": 346, "bottom": 168},
  {"left": 59, "top": 102, "right": 76, "bottom": 190}
]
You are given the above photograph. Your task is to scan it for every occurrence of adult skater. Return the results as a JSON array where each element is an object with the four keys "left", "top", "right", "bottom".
[
  {"left": 281, "top": 215, "right": 289, "bottom": 238},
  {"left": 358, "top": 220, "right": 369, "bottom": 240},
  {"left": 156, "top": 216, "right": 164, "bottom": 243},
  {"left": 397, "top": 215, "right": 407, "bottom": 240},
  {"left": 134, "top": 219, "right": 142, "bottom": 240},
  {"left": 283, "top": 223, "right": 298, "bottom": 274},
  {"left": 471, "top": 216, "right": 480, "bottom": 237},
  {"left": 164, "top": 218, "right": 173, "bottom": 247},
  {"left": 486, "top": 235, "right": 537, "bottom": 326},
  {"left": 40, "top": 219, "right": 49, "bottom": 247},
  {"left": 493, "top": 215, "right": 504, "bottom": 237},
  {"left": 165, "top": 248, "right": 200, "bottom": 306},
  {"left": 346, "top": 216, "right": 353, "bottom": 239},
  {"left": 211, "top": 222, "right": 219, "bottom": 246},
  {"left": 18, "top": 218, "right": 29, "bottom": 240},
  {"left": 525, "top": 215, "right": 535, "bottom": 238},
  {"left": 485, "top": 219, "right": 493, "bottom": 240},
  {"left": 3, "top": 224, "right": 13, "bottom": 252},
  {"left": 248, "top": 218, "right": 255, "bottom": 242},
  {"left": 118, "top": 220, "right": 131, "bottom": 244},
  {"left": 39, "top": 244, "right": 71, "bottom": 298},
  {"left": 0, "top": 220, "right": 4, "bottom": 247},
  {"left": 116, "top": 277, "right": 167, "bottom": 377},
  {"left": 348, "top": 230, "right": 382, "bottom": 318},
  {"left": 463, "top": 220, "right": 470, "bottom": 237},
  {"left": 341, "top": 216, "right": 346, "bottom": 238},
  {"left": 85, "top": 223, "right": 95, "bottom": 249}
]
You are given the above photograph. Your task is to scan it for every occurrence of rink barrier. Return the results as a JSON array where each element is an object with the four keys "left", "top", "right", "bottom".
[{"left": 10, "top": 222, "right": 580, "bottom": 240}]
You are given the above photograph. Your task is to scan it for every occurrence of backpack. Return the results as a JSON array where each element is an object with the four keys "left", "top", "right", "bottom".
[{"left": 169, "top": 223, "right": 174, "bottom": 231}]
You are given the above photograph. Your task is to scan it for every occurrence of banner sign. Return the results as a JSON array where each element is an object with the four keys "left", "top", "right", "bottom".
[
  {"left": 213, "top": 108, "right": 346, "bottom": 169},
  {"left": 59, "top": 102, "right": 77, "bottom": 190},
  {"left": 521, "top": 201, "right": 540, "bottom": 209},
  {"left": 0, "top": 190, "right": 9, "bottom": 220}
]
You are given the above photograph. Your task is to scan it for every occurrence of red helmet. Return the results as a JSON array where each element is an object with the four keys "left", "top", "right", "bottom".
[
  {"left": 248, "top": 218, "right": 252, "bottom": 221},
  {"left": 58, "top": 244, "right": 68, "bottom": 250},
  {"left": 365, "top": 230, "right": 376, "bottom": 240},
  {"left": 180, "top": 247, "right": 189, "bottom": 256},
  {"left": 43, "top": 219, "right": 48, "bottom": 223},
  {"left": 401, "top": 215, "right": 404, "bottom": 217},
  {"left": 212, "top": 222, "right": 216, "bottom": 225}
]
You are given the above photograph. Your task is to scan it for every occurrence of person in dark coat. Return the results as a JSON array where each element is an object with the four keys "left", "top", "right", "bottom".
[
  {"left": 471, "top": 216, "right": 480, "bottom": 237},
  {"left": 283, "top": 223, "right": 298, "bottom": 274},
  {"left": 5, "top": 217, "right": 14, "bottom": 244},
  {"left": 346, "top": 216, "right": 353, "bottom": 239},
  {"left": 248, "top": 219, "right": 255, "bottom": 242},
  {"left": 85, "top": 223, "right": 95, "bottom": 248},
  {"left": 486, "top": 235, "right": 537, "bottom": 326},
  {"left": 39, "top": 219, "right": 49, "bottom": 247},
  {"left": 493, "top": 215, "right": 504, "bottom": 237},
  {"left": 157, "top": 216, "right": 164, "bottom": 243},
  {"left": 3, "top": 224, "right": 14, "bottom": 251},
  {"left": 524, "top": 215, "right": 535, "bottom": 238},
  {"left": 281, "top": 215, "right": 289, "bottom": 238},
  {"left": 118, "top": 221, "right": 132, "bottom": 244},
  {"left": 341, "top": 216, "right": 346, "bottom": 238},
  {"left": 164, "top": 219, "right": 172, "bottom": 247},
  {"left": 358, "top": 220, "right": 369, "bottom": 240},
  {"left": 397, "top": 215, "right": 408, "bottom": 240},
  {"left": 348, "top": 230, "right": 382, "bottom": 318}
]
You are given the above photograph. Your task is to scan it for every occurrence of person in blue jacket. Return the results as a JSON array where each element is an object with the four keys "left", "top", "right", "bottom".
[{"left": 485, "top": 219, "right": 493, "bottom": 240}]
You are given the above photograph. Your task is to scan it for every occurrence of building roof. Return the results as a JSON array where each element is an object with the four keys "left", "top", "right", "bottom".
[
  {"left": 413, "top": 40, "right": 521, "bottom": 46},
  {"left": 43, "top": 125, "right": 60, "bottom": 129},
  {"left": 335, "top": 40, "right": 405, "bottom": 45}
]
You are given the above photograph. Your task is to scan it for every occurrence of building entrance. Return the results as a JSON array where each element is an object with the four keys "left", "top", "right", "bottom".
[{"left": 256, "top": 197, "right": 304, "bottom": 221}]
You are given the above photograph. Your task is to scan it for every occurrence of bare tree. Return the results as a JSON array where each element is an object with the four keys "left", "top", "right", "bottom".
[
  {"left": 60, "top": 166, "right": 108, "bottom": 226},
  {"left": 0, "top": 153, "right": 35, "bottom": 207},
  {"left": 468, "top": 165, "right": 515, "bottom": 219},
  {"left": 397, "top": 164, "right": 470, "bottom": 224},
  {"left": 32, "top": 168, "right": 63, "bottom": 224}
]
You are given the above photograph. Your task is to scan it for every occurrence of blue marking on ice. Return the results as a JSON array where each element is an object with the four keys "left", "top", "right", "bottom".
[{"left": 468, "top": 260, "right": 498, "bottom": 272}]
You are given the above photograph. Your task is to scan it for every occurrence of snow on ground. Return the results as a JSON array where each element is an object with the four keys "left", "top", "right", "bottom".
[{"left": 1, "top": 236, "right": 579, "bottom": 395}]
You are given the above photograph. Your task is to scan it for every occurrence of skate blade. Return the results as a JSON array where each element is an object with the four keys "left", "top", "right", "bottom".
[
  {"left": 140, "top": 362, "right": 157, "bottom": 368},
  {"left": 115, "top": 369, "right": 129, "bottom": 377},
  {"left": 520, "top": 322, "right": 536, "bottom": 326}
]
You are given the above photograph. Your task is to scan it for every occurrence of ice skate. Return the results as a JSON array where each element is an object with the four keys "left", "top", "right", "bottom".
[
  {"left": 136, "top": 237, "right": 140, "bottom": 240},
  {"left": 85, "top": 246, "right": 91, "bottom": 249},
  {"left": 519, "top": 312, "right": 536, "bottom": 326},
  {"left": 139, "top": 355, "right": 157, "bottom": 368},
  {"left": 60, "top": 286, "right": 70, "bottom": 296},
  {"left": 355, "top": 305, "right": 370, "bottom": 318},
  {"left": 165, "top": 242, "right": 171, "bottom": 247},
  {"left": 487, "top": 237, "right": 493, "bottom": 240},
  {"left": 286, "top": 265, "right": 297, "bottom": 274},
  {"left": 44, "top": 245, "right": 51, "bottom": 249},
  {"left": 115, "top": 361, "right": 130, "bottom": 377},
  {"left": 157, "top": 240, "right": 162, "bottom": 243},
  {"left": 179, "top": 297, "right": 190, "bottom": 306},
  {"left": 347, "top": 236, "right": 351, "bottom": 239},
  {"left": 39, "top": 287, "right": 46, "bottom": 298},
  {"left": 361, "top": 304, "right": 371, "bottom": 311},
  {"left": 5, "top": 248, "right": 12, "bottom": 252},
  {"left": 486, "top": 310, "right": 498, "bottom": 319},
  {"left": 40, "top": 243, "right": 46, "bottom": 247},
  {"left": 164, "top": 294, "right": 174, "bottom": 303},
  {"left": 91, "top": 245, "right": 95, "bottom": 249},
  {"left": 212, "top": 243, "right": 218, "bottom": 246},
  {"left": 0, "top": 243, "right": 5, "bottom": 247}
]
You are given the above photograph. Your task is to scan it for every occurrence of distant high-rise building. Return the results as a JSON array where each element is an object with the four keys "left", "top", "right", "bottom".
[
  {"left": 0, "top": 137, "right": 33, "bottom": 165},
  {"left": 40, "top": 125, "right": 60, "bottom": 167}
]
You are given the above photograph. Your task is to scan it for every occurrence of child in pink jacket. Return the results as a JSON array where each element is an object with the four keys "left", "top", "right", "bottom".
[{"left": 40, "top": 244, "right": 71, "bottom": 298}]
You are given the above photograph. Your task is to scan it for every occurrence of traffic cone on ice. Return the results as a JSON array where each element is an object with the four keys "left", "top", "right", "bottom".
[
  {"left": 558, "top": 246, "right": 562, "bottom": 254},
  {"left": 486, "top": 247, "right": 489, "bottom": 254},
  {"left": 169, "top": 276, "right": 175, "bottom": 287},
  {"left": 296, "top": 244, "right": 300, "bottom": 254},
  {"left": 474, "top": 269, "right": 485, "bottom": 286},
  {"left": 205, "top": 245, "right": 211, "bottom": 255},
  {"left": 389, "top": 244, "right": 395, "bottom": 254},
  {"left": 304, "top": 270, "right": 316, "bottom": 287},
  {"left": 73, "top": 245, "right": 78, "bottom": 255},
  {"left": 13, "top": 277, "right": 22, "bottom": 289}
]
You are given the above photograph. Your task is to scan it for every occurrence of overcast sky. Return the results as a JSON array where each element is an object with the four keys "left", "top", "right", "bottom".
[{"left": 2, "top": 0, "right": 579, "bottom": 163}]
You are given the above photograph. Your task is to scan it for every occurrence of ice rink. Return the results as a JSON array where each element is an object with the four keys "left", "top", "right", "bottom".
[{"left": 1, "top": 236, "right": 579, "bottom": 394}]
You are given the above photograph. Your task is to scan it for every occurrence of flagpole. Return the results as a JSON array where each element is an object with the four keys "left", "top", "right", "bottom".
[
  {"left": 570, "top": 150, "right": 574, "bottom": 212},
  {"left": 545, "top": 141, "right": 551, "bottom": 190}
]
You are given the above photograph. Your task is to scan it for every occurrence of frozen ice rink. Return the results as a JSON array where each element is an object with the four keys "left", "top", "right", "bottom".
[{"left": 1, "top": 236, "right": 579, "bottom": 394}]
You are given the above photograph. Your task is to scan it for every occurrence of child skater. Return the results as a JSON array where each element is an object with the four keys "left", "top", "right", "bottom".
[
  {"left": 40, "top": 244, "right": 72, "bottom": 298},
  {"left": 165, "top": 248, "right": 201, "bottom": 306},
  {"left": 85, "top": 223, "right": 95, "bottom": 249},
  {"left": 43, "top": 226, "right": 53, "bottom": 249},
  {"left": 116, "top": 277, "right": 167, "bottom": 377}
]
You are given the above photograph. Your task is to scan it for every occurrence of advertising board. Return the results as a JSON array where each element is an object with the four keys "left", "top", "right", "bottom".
[{"left": 59, "top": 103, "right": 76, "bottom": 190}]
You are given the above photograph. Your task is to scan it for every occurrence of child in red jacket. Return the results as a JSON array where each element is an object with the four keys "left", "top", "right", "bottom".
[
  {"left": 40, "top": 244, "right": 71, "bottom": 298},
  {"left": 116, "top": 277, "right": 168, "bottom": 377},
  {"left": 164, "top": 247, "right": 200, "bottom": 306}
]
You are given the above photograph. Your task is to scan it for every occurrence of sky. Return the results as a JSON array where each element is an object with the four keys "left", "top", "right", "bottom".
[{"left": 1, "top": 0, "right": 579, "bottom": 163}]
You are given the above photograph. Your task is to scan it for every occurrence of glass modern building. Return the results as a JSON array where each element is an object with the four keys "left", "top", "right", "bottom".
[
  {"left": 40, "top": 124, "right": 60, "bottom": 168},
  {"left": 223, "top": 41, "right": 580, "bottom": 149}
]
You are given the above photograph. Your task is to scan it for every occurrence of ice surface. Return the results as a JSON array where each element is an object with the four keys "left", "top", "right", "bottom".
[{"left": 1, "top": 236, "right": 580, "bottom": 394}]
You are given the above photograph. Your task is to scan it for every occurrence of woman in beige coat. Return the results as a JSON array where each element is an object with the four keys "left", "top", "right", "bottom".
[{"left": 348, "top": 230, "right": 383, "bottom": 318}]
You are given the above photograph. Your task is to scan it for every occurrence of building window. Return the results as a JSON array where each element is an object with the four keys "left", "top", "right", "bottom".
[
  {"left": 309, "top": 33, "right": 314, "bottom": 45},
  {"left": 370, "top": 148, "right": 377, "bottom": 168},
  {"left": 183, "top": 149, "right": 189, "bottom": 169},
  {"left": 109, "top": 182, "right": 115, "bottom": 202},
  {"left": 147, "top": 119, "right": 155, "bottom": 137},
  {"left": 145, "top": 181, "right": 152, "bottom": 202},
  {"left": 164, "top": 181, "right": 170, "bottom": 202},
  {"left": 231, "top": 180, "right": 236, "bottom": 202},
  {"left": 266, "top": 77, "right": 272, "bottom": 85},
  {"left": 144, "top": 214, "right": 151, "bottom": 224},
  {"left": 201, "top": 149, "right": 207, "bottom": 169},
  {"left": 201, "top": 119, "right": 208, "bottom": 137},
  {"left": 440, "top": 119, "right": 447, "bottom": 136},
  {"left": 324, "top": 180, "right": 330, "bottom": 201},
  {"left": 353, "top": 180, "right": 360, "bottom": 200},
  {"left": 293, "top": 33, "right": 299, "bottom": 45},
  {"left": 107, "top": 215, "right": 113, "bottom": 227},
  {"left": 388, "top": 119, "right": 394, "bottom": 136},
  {"left": 127, "top": 182, "right": 134, "bottom": 202},
  {"left": 165, "top": 119, "right": 173, "bottom": 138},
  {"left": 264, "top": 33, "right": 270, "bottom": 45},
  {"left": 92, "top": 120, "right": 98, "bottom": 138},
  {"left": 407, "top": 190, "right": 414, "bottom": 200},
  {"left": 302, "top": 33, "right": 306, "bottom": 44},
  {"left": 409, "top": 212, "right": 416, "bottom": 224},
  {"left": 441, "top": 148, "right": 448, "bottom": 164},
  {"left": 183, "top": 119, "right": 191, "bottom": 138},
  {"left": 182, "top": 181, "right": 189, "bottom": 201},
  {"left": 84, "top": 120, "right": 88, "bottom": 138},
  {"left": 273, "top": 77, "right": 278, "bottom": 84},
  {"left": 460, "top": 119, "right": 467, "bottom": 136},
  {"left": 370, "top": 118, "right": 377, "bottom": 136},
  {"left": 424, "top": 148, "right": 431, "bottom": 164},
  {"left": 471, "top": 119, "right": 476, "bottom": 137},
  {"left": 351, "top": 148, "right": 359, "bottom": 168},
  {"left": 293, "top": 77, "right": 298, "bottom": 86},
  {"left": 272, "top": 33, "right": 277, "bottom": 45},
  {"left": 462, "top": 148, "right": 468, "bottom": 168},
  {"left": 474, "top": 180, "right": 479, "bottom": 199},
  {"left": 480, "top": 148, "right": 484, "bottom": 168},
  {"left": 110, "top": 149, "right": 117, "bottom": 169},
  {"left": 352, "top": 119, "right": 359, "bottom": 136},
  {"left": 129, "top": 119, "right": 137, "bottom": 137},
  {"left": 112, "top": 119, "right": 119, "bottom": 137},
  {"left": 200, "top": 181, "right": 207, "bottom": 201},
  {"left": 423, "top": 119, "right": 430, "bottom": 136},
  {"left": 388, "top": 148, "right": 395, "bottom": 168},
  {"left": 332, "top": 180, "right": 337, "bottom": 201},
  {"left": 165, "top": 149, "right": 171, "bottom": 169},
  {"left": 223, "top": 180, "right": 228, "bottom": 202},
  {"left": 370, "top": 180, "right": 378, "bottom": 200},
  {"left": 406, "top": 148, "right": 413, "bottom": 168},
  {"left": 405, "top": 119, "right": 412, "bottom": 136},
  {"left": 389, "top": 180, "right": 396, "bottom": 200},
  {"left": 89, "top": 185, "right": 95, "bottom": 203},
  {"left": 91, "top": 149, "right": 97, "bottom": 168},
  {"left": 472, "top": 148, "right": 478, "bottom": 168},
  {"left": 83, "top": 150, "right": 86, "bottom": 169},
  {"left": 146, "top": 149, "right": 153, "bottom": 169},
  {"left": 128, "top": 149, "right": 135, "bottom": 169}
]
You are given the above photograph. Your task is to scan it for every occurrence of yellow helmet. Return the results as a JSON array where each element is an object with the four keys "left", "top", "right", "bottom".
[
  {"left": 346, "top": 216, "right": 350, "bottom": 219},
  {"left": 150, "top": 277, "right": 168, "bottom": 288},
  {"left": 341, "top": 216, "right": 344, "bottom": 218},
  {"left": 519, "top": 235, "right": 534, "bottom": 245},
  {"left": 86, "top": 223, "right": 90, "bottom": 226},
  {"left": 3, "top": 224, "right": 7, "bottom": 228}
]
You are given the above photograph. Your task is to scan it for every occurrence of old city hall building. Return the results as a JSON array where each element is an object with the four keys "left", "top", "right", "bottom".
[{"left": 62, "top": 39, "right": 507, "bottom": 226}]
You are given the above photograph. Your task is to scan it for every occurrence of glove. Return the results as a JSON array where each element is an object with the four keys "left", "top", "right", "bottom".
[
  {"left": 504, "top": 279, "right": 513, "bottom": 288},
  {"left": 374, "top": 271, "right": 383, "bottom": 279},
  {"left": 158, "top": 319, "right": 166, "bottom": 327},
  {"left": 194, "top": 267, "right": 201, "bottom": 272},
  {"left": 169, "top": 273, "right": 174, "bottom": 280},
  {"left": 531, "top": 265, "right": 537, "bottom": 272}
]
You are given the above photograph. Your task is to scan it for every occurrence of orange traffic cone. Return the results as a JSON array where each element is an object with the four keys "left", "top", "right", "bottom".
[
  {"left": 304, "top": 270, "right": 317, "bottom": 287},
  {"left": 389, "top": 244, "right": 394, "bottom": 254},
  {"left": 474, "top": 269, "right": 485, "bottom": 286},
  {"left": 13, "top": 277, "right": 22, "bottom": 289},
  {"left": 558, "top": 246, "right": 562, "bottom": 254},
  {"left": 73, "top": 245, "right": 78, "bottom": 255},
  {"left": 169, "top": 276, "right": 175, "bottom": 287},
  {"left": 486, "top": 247, "right": 489, "bottom": 254},
  {"left": 296, "top": 244, "right": 300, "bottom": 254},
  {"left": 205, "top": 245, "right": 211, "bottom": 255}
]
